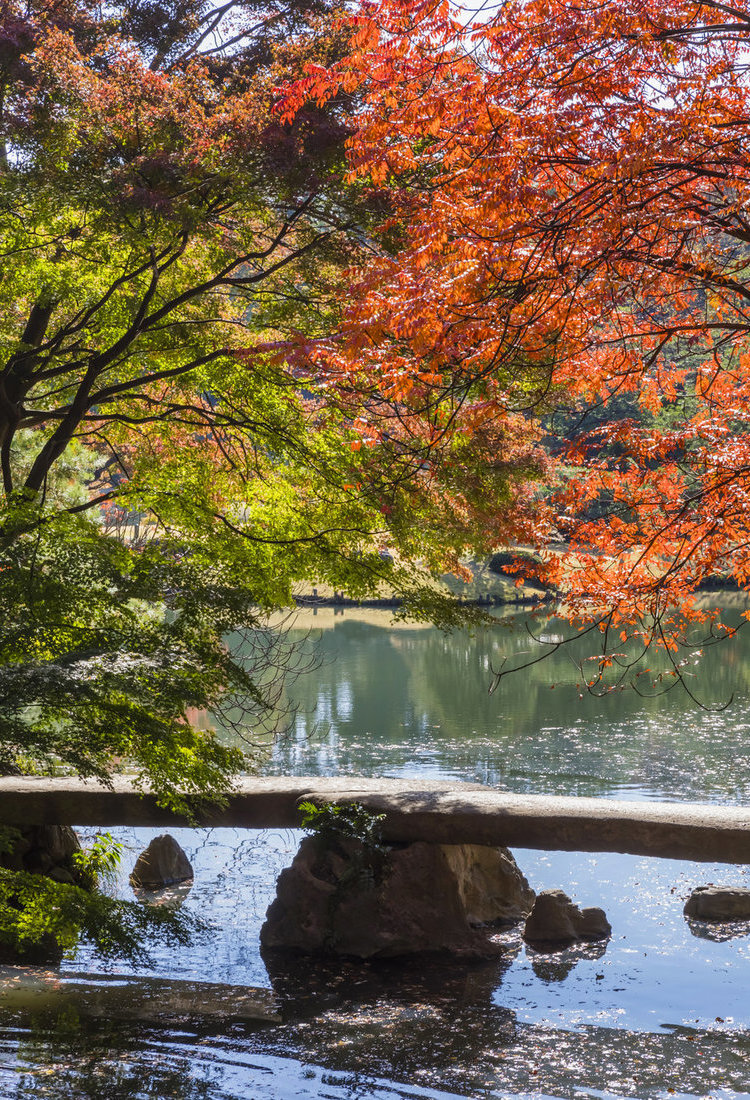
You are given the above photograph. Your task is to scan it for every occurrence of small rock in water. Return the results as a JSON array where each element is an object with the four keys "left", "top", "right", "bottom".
[
  {"left": 684, "top": 885, "right": 750, "bottom": 922},
  {"left": 523, "top": 888, "right": 611, "bottom": 949},
  {"left": 130, "top": 835, "right": 193, "bottom": 888}
]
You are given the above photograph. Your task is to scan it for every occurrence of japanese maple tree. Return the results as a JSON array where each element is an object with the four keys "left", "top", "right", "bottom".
[{"left": 282, "top": 0, "right": 750, "bottom": 685}]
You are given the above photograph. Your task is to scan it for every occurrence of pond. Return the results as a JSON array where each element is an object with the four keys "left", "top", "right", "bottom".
[{"left": 1, "top": 607, "right": 750, "bottom": 1099}]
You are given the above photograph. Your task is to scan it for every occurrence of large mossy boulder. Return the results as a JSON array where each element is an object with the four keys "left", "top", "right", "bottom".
[{"left": 261, "top": 838, "right": 534, "bottom": 959}]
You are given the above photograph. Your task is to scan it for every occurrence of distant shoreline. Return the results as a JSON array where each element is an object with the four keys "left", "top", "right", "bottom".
[{"left": 294, "top": 590, "right": 556, "bottom": 610}]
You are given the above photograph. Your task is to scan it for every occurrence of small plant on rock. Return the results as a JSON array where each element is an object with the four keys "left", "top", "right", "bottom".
[{"left": 299, "top": 800, "right": 386, "bottom": 852}]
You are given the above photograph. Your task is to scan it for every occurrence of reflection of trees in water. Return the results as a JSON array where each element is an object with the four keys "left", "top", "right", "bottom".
[
  {"left": 257, "top": 948, "right": 750, "bottom": 1099},
  {"left": 268, "top": 614, "right": 750, "bottom": 802},
  {"left": 267, "top": 620, "right": 419, "bottom": 773},
  {"left": 261, "top": 949, "right": 517, "bottom": 1086},
  {"left": 3, "top": 1021, "right": 215, "bottom": 1100},
  {"left": 204, "top": 619, "right": 324, "bottom": 760}
]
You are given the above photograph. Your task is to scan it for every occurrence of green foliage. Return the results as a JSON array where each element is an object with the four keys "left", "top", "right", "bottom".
[
  {"left": 0, "top": 513, "right": 247, "bottom": 812},
  {"left": 0, "top": 831, "right": 202, "bottom": 965},
  {"left": 0, "top": 827, "right": 22, "bottom": 858},
  {"left": 0, "top": 0, "right": 371, "bottom": 810},
  {"left": 0, "top": 0, "right": 516, "bottom": 965},
  {"left": 299, "top": 799, "right": 386, "bottom": 851},
  {"left": 0, "top": 0, "right": 491, "bottom": 824},
  {"left": 71, "top": 833, "right": 123, "bottom": 892},
  {"left": 0, "top": 867, "right": 201, "bottom": 966}
]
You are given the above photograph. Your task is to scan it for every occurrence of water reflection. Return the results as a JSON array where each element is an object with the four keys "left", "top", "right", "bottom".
[
  {"left": 130, "top": 881, "right": 193, "bottom": 909},
  {"left": 685, "top": 917, "right": 750, "bottom": 943},
  {"left": 527, "top": 939, "right": 608, "bottom": 982},
  {"left": 4, "top": 1015, "right": 750, "bottom": 1100},
  {"left": 255, "top": 946, "right": 750, "bottom": 1100},
  {"left": 3, "top": 837, "right": 750, "bottom": 1099},
  {"left": 0, "top": 1000, "right": 222, "bottom": 1100},
  {"left": 0, "top": 1020, "right": 467, "bottom": 1100},
  {"left": 4, "top": 1013, "right": 750, "bottom": 1100},
  {"left": 262, "top": 948, "right": 517, "bottom": 1018},
  {"left": 261, "top": 609, "right": 750, "bottom": 803},
  {"left": 262, "top": 949, "right": 517, "bottom": 1086}
]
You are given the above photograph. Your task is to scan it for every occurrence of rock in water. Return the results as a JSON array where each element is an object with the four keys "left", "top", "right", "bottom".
[
  {"left": 261, "top": 838, "right": 533, "bottom": 959},
  {"left": 130, "top": 835, "right": 193, "bottom": 888},
  {"left": 0, "top": 825, "right": 85, "bottom": 964},
  {"left": 0, "top": 825, "right": 82, "bottom": 876},
  {"left": 36, "top": 825, "right": 81, "bottom": 866},
  {"left": 684, "top": 885, "right": 750, "bottom": 921},
  {"left": 523, "top": 889, "right": 611, "bottom": 948},
  {"left": 441, "top": 844, "right": 535, "bottom": 925}
]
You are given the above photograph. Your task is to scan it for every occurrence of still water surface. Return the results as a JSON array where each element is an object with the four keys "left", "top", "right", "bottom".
[{"left": 2, "top": 608, "right": 750, "bottom": 1099}]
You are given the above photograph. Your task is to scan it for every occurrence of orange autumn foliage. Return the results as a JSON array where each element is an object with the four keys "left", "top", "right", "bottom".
[{"left": 282, "top": 0, "right": 750, "bottom": 659}]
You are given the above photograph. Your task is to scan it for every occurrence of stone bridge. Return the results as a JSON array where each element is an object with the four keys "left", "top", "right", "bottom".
[{"left": 1, "top": 776, "right": 748, "bottom": 863}]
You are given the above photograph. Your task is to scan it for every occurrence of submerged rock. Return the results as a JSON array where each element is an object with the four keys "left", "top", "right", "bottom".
[
  {"left": 523, "top": 889, "right": 611, "bottom": 949},
  {"left": 686, "top": 918, "right": 750, "bottom": 943},
  {"left": 261, "top": 838, "right": 533, "bottom": 959},
  {"left": 684, "top": 885, "right": 750, "bottom": 922},
  {"left": 130, "top": 834, "right": 193, "bottom": 889},
  {"left": 530, "top": 937, "right": 608, "bottom": 982},
  {"left": 0, "top": 971, "right": 280, "bottom": 1027},
  {"left": 131, "top": 879, "right": 193, "bottom": 909}
]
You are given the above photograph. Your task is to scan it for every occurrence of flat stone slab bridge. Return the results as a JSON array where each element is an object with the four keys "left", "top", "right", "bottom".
[{"left": 1, "top": 776, "right": 748, "bottom": 864}]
